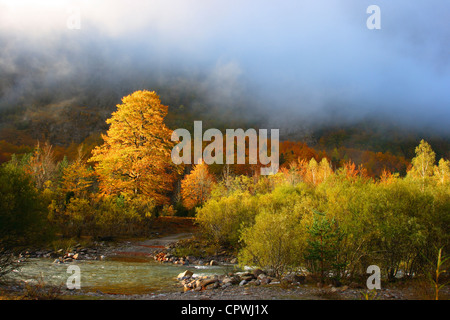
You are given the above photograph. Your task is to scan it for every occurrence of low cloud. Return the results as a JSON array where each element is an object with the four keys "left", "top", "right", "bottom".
[{"left": 0, "top": 0, "right": 449, "bottom": 135}]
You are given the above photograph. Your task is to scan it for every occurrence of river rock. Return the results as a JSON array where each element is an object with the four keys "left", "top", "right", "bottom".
[
  {"left": 240, "top": 272, "right": 256, "bottom": 282},
  {"left": 257, "top": 273, "right": 266, "bottom": 280},
  {"left": 247, "top": 279, "right": 259, "bottom": 286},
  {"left": 239, "top": 280, "right": 248, "bottom": 286},
  {"left": 210, "top": 260, "right": 218, "bottom": 266},
  {"left": 200, "top": 279, "right": 219, "bottom": 289},
  {"left": 177, "top": 270, "right": 194, "bottom": 280},
  {"left": 253, "top": 269, "right": 265, "bottom": 278},
  {"left": 241, "top": 275, "right": 255, "bottom": 282},
  {"left": 221, "top": 277, "right": 234, "bottom": 285}
]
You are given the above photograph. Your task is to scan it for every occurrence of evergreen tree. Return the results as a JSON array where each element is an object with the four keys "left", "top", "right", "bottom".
[{"left": 304, "top": 211, "right": 345, "bottom": 283}]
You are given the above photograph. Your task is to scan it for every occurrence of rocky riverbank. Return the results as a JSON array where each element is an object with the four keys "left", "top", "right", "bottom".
[
  {"left": 151, "top": 250, "right": 236, "bottom": 266},
  {"left": 17, "top": 241, "right": 117, "bottom": 264},
  {"left": 115, "top": 237, "right": 419, "bottom": 300},
  {"left": 117, "top": 236, "right": 448, "bottom": 300},
  {"left": 5, "top": 234, "right": 447, "bottom": 300},
  {"left": 177, "top": 268, "right": 302, "bottom": 292}
]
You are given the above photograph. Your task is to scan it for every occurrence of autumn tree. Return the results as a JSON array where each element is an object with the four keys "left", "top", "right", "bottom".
[
  {"left": 279, "top": 141, "right": 324, "bottom": 166},
  {"left": 90, "top": 90, "right": 178, "bottom": 205},
  {"left": 181, "top": 161, "right": 215, "bottom": 210},
  {"left": 408, "top": 139, "right": 436, "bottom": 190},
  {"left": 308, "top": 158, "right": 319, "bottom": 185},
  {"left": 61, "top": 145, "right": 95, "bottom": 199},
  {"left": 280, "top": 161, "right": 302, "bottom": 186},
  {"left": 221, "top": 164, "right": 235, "bottom": 191},
  {"left": 340, "top": 160, "right": 368, "bottom": 181},
  {"left": 319, "top": 158, "right": 333, "bottom": 182},
  {"left": 25, "top": 141, "right": 57, "bottom": 189},
  {"left": 378, "top": 169, "right": 399, "bottom": 185},
  {"left": 434, "top": 158, "right": 450, "bottom": 185},
  {"left": 288, "top": 157, "right": 333, "bottom": 186}
]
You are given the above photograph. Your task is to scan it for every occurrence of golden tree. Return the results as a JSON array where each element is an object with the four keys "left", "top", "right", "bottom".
[
  {"left": 408, "top": 139, "right": 436, "bottom": 191},
  {"left": 378, "top": 169, "right": 397, "bottom": 185},
  {"left": 318, "top": 157, "right": 333, "bottom": 182},
  {"left": 434, "top": 158, "right": 450, "bottom": 185},
  {"left": 308, "top": 158, "right": 319, "bottom": 185},
  {"left": 181, "top": 161, "right": 215, "bottom": 210},
  {"left": 290, "top": 157, "right": 333, "bottom": 186},
  {"left": 90, "top": 90, "right": 178, "bottom": 205},
  {"left": 61, "top": 145, "right": 95, "bottom": 198}
]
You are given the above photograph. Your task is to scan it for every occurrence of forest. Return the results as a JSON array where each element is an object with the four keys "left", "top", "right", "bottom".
[{"left": 0, "top": 90, "right": 448, "bottom": 293}]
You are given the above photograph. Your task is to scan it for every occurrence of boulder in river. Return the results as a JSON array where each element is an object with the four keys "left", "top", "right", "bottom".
[
  {"left": 199, "top": 279, "right": 219, "bottom": 289},
  {"left": 177, "top": 270, "right": 194, "bottom": 280},
  {"left": 209, "top": 260, "right": 218, "bottom": 266},
  {"left": 239, "top": 280, "right": 248, "bottom": 286}
]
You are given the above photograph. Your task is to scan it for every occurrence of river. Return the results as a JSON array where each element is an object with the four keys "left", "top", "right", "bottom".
[{"left": 6, "top": 256, "right": 241, "bottom": 295}]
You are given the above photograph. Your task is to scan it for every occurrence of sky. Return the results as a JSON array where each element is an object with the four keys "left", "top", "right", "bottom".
[{"left": 0, "top": 0, "right": 449, "bottom": 134}]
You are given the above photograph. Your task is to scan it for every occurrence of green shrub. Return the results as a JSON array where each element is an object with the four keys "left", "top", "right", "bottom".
[
  {"left": 239, "top": 206, "right": 306, "bottom": 278},
  {"left": 0, "top": 164, "right": 50, "bottom": 278},
  {"left": 196, "top": 191, "right": 258, "bottom": 247},
  {"left": 94, "top": 195, "right": 153, "bottom": 238}
]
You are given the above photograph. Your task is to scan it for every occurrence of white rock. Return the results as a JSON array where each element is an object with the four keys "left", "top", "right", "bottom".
[
  {"left": 239, "top": 280, "right": 248, "bottom": 286},
  {"left": 177, "top": 270, "right": 194, "bottom": 280}
]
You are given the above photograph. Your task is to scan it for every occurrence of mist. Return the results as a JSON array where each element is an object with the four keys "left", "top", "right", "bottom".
[{"left": 1, "top": 0, "right": 449, "bottom": 138}]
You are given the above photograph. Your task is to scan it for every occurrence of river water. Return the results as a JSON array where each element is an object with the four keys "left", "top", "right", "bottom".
[{"left": 7, "top": 256, "right": 241, "bottom": 295}]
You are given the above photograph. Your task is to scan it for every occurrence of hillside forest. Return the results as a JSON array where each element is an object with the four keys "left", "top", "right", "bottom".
[{"left": 0, "top": 90, "right": 449, "bottom": 286}]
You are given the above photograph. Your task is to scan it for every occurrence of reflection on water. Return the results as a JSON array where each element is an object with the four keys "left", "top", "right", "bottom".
[{"left": 7, "top": 257, "right": 240, "bottom": 295}]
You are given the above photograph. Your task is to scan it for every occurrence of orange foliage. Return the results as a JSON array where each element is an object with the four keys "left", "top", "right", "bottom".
[
  {"left": 341, "top": 160, "right": 369, "bottom": 181},
  {"left": 361, "top": 150, "right": 408, "bottom": 177},
  {"left": 0, "top": 140, "right": 32, "bottom": 163},
  {"left": 181, "top": 161, "right": 215, "bottom": 210},
  {"left": 378, "top": 169, "right": 397, "bottom": 185},
  {"left": 283, "top": 157, "right": 333, "bottom": 186},
  {"left": 89, "top": 90, "right": 179, "bottom": 204},
  {"left": 280, "top": 140, "right": 325, "bottom": 166}
]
